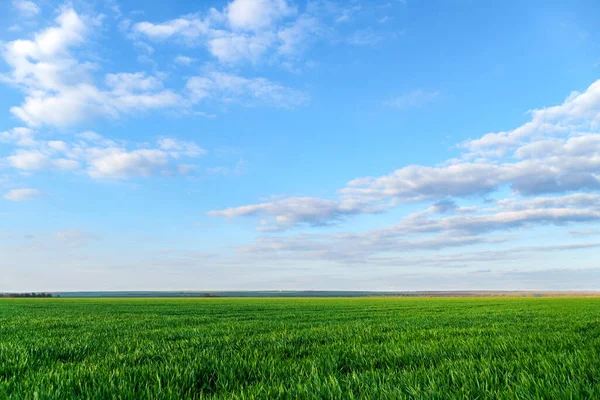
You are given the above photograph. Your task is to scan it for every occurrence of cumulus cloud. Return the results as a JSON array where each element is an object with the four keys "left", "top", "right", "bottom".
[
  {"left": 1, "top": 129, "right": 205, "bottom": 179},
  {"left": 7, "top": 149, "right": 79, "bottom": 171},
  {"left": 3, "top": 188, "right": 43, "bottom": 201},
  {"left": 87, "top": 149, "right": 169, "bottom": 179},
  {"left": 0, "top": 127, "right": 36, "bottom": 146},
  {"left": 1, "top": 8, "right": 183, "bottom": 127},
  {"left": 133, "top": 15, "right": 210, "bottom": 41},
  {"left": 225, "top": 0, "right": 296, "bottom": 31},
  {"left": 131, "top": 0, "right": 324, "bottom": 66},
  {"left": 461, "top": 80, "right": 600, "bottom": 158},
  {"left": 210, "top": 79, "right": 600, "bottom": 231}
]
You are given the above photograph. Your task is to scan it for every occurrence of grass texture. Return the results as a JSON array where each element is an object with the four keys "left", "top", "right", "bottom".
[{"left": 1, "top": 297, "right": 599, "bottom": 399}]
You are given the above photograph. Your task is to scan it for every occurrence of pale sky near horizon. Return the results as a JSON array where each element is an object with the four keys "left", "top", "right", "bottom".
[{"left": 2, "top": 0, "right": 600, "bottom": 291}]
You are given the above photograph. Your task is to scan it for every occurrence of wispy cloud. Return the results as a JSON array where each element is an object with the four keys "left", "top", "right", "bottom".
[
  {"left": 384, "top": 89, "right": 440, "bottom": 109},
  {"left": 3, "top": 188, "right": 43, "bottom": 201},
  {"left": 186, "top": 71, "right": 308, "bottom": 109},
  {"left": 12, "top": 0, "right": 40, "bottom": 17},
  {"left": 54, "top": 230, "right": 99, "bottom": 247}
]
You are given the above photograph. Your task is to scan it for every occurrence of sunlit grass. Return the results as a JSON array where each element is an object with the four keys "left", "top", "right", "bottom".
[{"left": 1, "top": 297, "right": 599, "bottom": 399}]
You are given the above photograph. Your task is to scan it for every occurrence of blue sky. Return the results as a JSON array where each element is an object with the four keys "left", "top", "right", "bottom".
[{"left": 2, "top": 0, "right": 600, "bottom": 291}]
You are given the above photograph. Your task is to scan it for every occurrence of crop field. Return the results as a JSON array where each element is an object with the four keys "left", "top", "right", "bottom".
[{"left": 1, "top": 297, "right": 599, "bottom": 399}]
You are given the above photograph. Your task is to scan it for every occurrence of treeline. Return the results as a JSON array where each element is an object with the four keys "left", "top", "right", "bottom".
[{"left": 1, "top": 293, "right": 53, "bottom": 298}]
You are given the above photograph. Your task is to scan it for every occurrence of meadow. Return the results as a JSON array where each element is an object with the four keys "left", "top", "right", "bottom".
[{"left": 0, "top": 297, "right": 599, "bottom": 399}]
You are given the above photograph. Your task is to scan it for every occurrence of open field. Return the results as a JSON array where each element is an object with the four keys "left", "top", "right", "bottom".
[{"left": 1, "top": 298, "right": 599, "bottom": 399}]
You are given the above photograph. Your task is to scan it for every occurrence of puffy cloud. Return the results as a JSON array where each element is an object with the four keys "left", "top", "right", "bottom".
[
  {"left": 87, "top": 149, "right": 169, "bottom": 179},
  {"left": 3, "top": 188, "right": 43, "bottom": 201},
  {"left": 186, "top": 71, "right": 308, "bottom": 108},
  {"left": 7, "top": 150, "right": 50, "bottom": 170},
  {"left": 344, "top": 163, "right": 501, "bottom": 202},
  {"left": 2, "top": 8, "right": 183, "bottom": 127},
  {"left": 131, "top": 0, "right": 321, "bottom": 65},
  {"left": 461, "top": 80, "right": 600, "bottom": 158},
  {"left": 6, "top": 149, "right": 79, "bottom": 171},
  {"left": 133, "top": 15, "right": 210, "bottom": 41},
  {"left": 2, "top": 8, "right": 93, "bottom": 92},
  {"left": 2, "top": 129, "right": 205, "bottom": 179},
  {"left": 78, "top": 136, "right": 205, "bottom": 179},
  {"left": 207, "top": 32, "right": 276, "bottom": 64},
  {"left": 225, "top": 0, "right": 295, "bottom": 31},
  {"left": 0, "top": 127, "right": 36, "bottom": 146},
  {"left": 344, "top": 139, "right": 600, "bottom": 202},
  {"left": 210, "top": 78, "right": 600, "bottom": 231}
]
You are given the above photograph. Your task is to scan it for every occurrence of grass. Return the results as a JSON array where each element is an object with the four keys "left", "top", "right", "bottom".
[{"left": 1, "top": 297, "right": 599, "bottom": 399}]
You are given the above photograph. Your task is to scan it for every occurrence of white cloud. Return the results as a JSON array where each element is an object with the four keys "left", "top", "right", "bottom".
[
  {"left": 105, "top": 72, "right": 163, "bottom": 94},
  {"left": 3, "top": 188, "right": 43, "bottom": 201},
  {"left": 0, "top": 127, "right": 36, "bottom": 146},
  {"left": 133, "top": 15, "right": 210, "bottom": 41},
  {"left": 87, "top": 149, "right": 170, "bottom": 179},
  {"left": 276, "top": 15, "right": 320, "bottom": 56},
  {"left": 4, "top": 8, "right": 93, "bottom": 85},
  {"left": 79, "top": 137, "right": 206, "bottom": 179},
  {"left": 495, "top": 193, "right": 600, "bottom": 211},
  {"left": 210, "top": 79, "right": 600, "bottom": 231},
  {"left": 461, "top": 80, "right": 600, "bottom": 158},
  {"left": 6, "top": 149, "right": 80, "bottom": 171},
  {"left": 131, "top": 0, "right": 322, "bottom": 66},
  {"left": 12, "top": 0, "right": 40, "bottom": 17},
  {"left": 209, "top": 196, "right": 382, "bottom": 231},
  {"left": 232, "top": 201, "right": 600, "bottom": 266},
  {"left": 7, "top": 150, "right": 50, "bottom": 170},
  {"left": 158, "top": 138, "right": 207, "bottom": 158},
  {"left": 186, "top": 71, "right": 308, "bottom": 108},
  {"left": 2, "top": 8, "right": 183, "bottom": 127},
  {"left": 2, "top": 128, "right": 205, "bottom": 179},
  {"left": 225, "top": 0, "right": 296, "bottom": 31},
  {"left": 207, "top": 32, "right": 276, "bottom": 64}
]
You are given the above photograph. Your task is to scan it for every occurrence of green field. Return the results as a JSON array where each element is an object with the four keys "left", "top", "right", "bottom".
[{"left": 1, "top": 298, "right": 599, "bottom": 399}]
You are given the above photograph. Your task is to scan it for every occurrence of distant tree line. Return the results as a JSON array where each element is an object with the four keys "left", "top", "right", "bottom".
[{"left": 1, "top": 293, "right": 53, "bottom": 298}]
